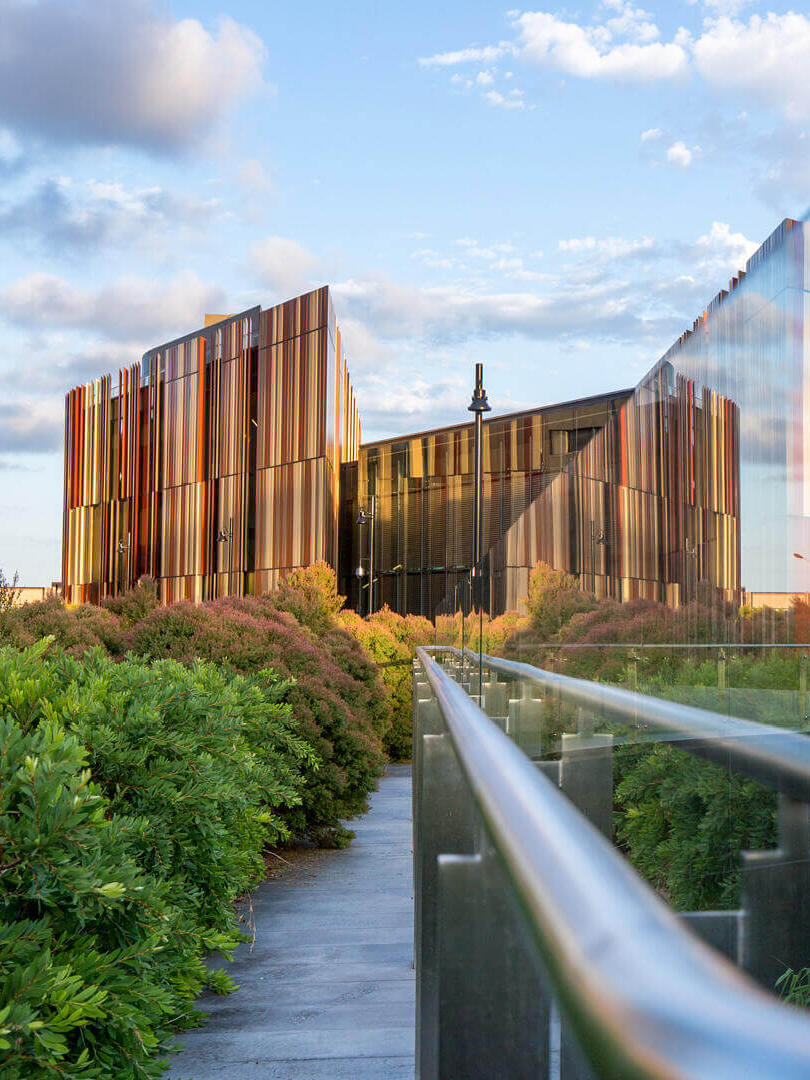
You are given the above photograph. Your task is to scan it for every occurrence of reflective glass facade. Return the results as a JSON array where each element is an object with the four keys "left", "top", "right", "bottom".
[{"left": 490, "top": 218, "right": 810, "bottom": 630}]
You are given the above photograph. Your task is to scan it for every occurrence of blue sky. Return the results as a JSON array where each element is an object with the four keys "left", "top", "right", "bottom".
[{"left": 1, "top": 0, "right": 809, "bottom": 582}]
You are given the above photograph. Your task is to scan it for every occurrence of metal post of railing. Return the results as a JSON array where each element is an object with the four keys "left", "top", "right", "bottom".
[
  {"left": 414, "top": 668, "right": 478, "bottom": 1080},
  {"left": 437, "top": 844, "right": 551, "bottom": 1078},
  {"left": 560, "top": 708, "right": 614, "bottom": 841},
  {"left": 740, "top": 792, "right": 810, "bottom": 989},
  {"left": 508, "top": 678, "right": 544, "bottom": 758}
]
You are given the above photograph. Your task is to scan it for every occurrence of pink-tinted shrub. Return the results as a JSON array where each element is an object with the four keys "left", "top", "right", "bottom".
[
  {"left": 129, "top": 596, "right": 386, "bottom": 838},
  {"left": 0, "top": 596, "right": 129, "bottom": 657}
]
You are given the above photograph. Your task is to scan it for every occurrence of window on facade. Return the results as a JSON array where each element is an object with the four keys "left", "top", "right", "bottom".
[{"left": 550, "top": 429, "right": 569, "bottom": 455}]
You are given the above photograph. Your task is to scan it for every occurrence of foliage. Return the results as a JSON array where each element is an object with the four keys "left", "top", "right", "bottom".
[
  {"left": 777, "top": 967, "right": 810, "bottom": 1007},
  {"left": 0, "top": 569, "right": 19, "bottom": 614},
  {"left": 525, "top": 562, "right": 598, "bottom": 640},
  {"left": 271, "top": 561, "right": 346, "bottom": 637},
  {"left": 0, "top": 597, "right": 128, "bottom": 659},
  {"left": 338, "top": 608, "right": 412, "bottom": 760},
  {"left": 0, "top": 640, "right": 314, "bottom": 1079},
  {"left": 99, "top": 576, "right": 159, "bottom": 628},
  {"left": 613, "top": 742, "right": 776, "bottom": 910},
  {"left": 128, "top": 596, "right": 386, "bottom": 840}
]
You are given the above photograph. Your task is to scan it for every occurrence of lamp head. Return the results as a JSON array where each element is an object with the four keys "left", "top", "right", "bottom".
[{"left": 468, "top": 362, "right": 491, "bottom": 414}]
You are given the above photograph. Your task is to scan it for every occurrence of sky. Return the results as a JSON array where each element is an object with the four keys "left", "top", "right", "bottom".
[{"left": 1, "top": 0, "right": 809, "bottom": 583}]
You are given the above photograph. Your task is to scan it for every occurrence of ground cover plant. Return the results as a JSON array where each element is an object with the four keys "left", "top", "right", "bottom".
[{"left": 0, "top": 639, "right": 315, "bottom": 1079}]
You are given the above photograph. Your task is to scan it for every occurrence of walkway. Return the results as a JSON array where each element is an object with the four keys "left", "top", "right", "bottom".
[{"left": 167, "top": 764, "right": 415, "bottom": 1080}]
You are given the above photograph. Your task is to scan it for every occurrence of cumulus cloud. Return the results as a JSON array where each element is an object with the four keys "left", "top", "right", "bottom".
[
  {"left": 0, "top": 342, "right": 143, "bottom": 395},
  {"left": 692, "top": 220, "right": 757, "bottom": 276},
  {"left": 0, "top": 0, "right": 267, "bottom": 151},
  {"left": 0, "top": 270, "right": 227, "bottom": 343},
  {"left": 515, "top": 9, "right": 688, "bottom": 81},
  {"left": 248, "top": 236, "right": 323, "bottom": 295},
  {"left": 420, "top": 4, "right": 810, "bottom": 146},
  {"left": 332, "top": 274, "right": 674, "bottom": 347},
  {"left": 693, "top": 13, "right": 810, "bottom": 120},
  {"left": 0, "top": 400, "right": 62, "bottom": 454},
  {"left": 666, "top": 140, "right": 693, "bottom": 167},
  {"left": 0, "top": 178, "right": 222, "bottom": 252}
]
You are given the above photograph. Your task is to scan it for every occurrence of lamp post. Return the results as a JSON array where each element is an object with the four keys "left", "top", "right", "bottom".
[
  {"left": 468, "top": 363, "right": 491, "bottom": 576},
  {"left": 215, "top": 515, "right": 234, "bottom": 596},
  {"left": 685, "top": 538, "right": 698, "bottom": 602},
  {"left": 355, "top": 557, "right": 370, "bottom": 616},
  {"left": 468, "top": 364, "right": 491, "bottom": 686},
  {"left": 590, "top": 522, "right": 608, "bottom": 595},
  {"left": 357, "top": 494, "right": 376, "bottom": 615},
  {"left": 116, "top": 538, "right": 129, "bottom": 596}
]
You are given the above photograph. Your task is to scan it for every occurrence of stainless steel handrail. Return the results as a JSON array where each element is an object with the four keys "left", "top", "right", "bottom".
[
  {"left": 415, "top": 646, "right": 810, "bottom": 1078},
  {"left": 437, "top": 645, "right": 810, "bottom": 799}
]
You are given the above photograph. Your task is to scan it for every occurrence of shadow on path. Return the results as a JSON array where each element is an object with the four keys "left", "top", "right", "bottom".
[{"left": 167, "top": 764, "right": 415, "bottom": 1080}]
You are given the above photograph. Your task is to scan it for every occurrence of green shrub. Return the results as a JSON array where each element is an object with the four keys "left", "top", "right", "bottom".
[
  {"left": 0, "top": 640, "right": 315, "bottom": 1079},
  {"left": 338, "top": 609, "right": 413, "bottom": 760},
  {"left": 99, "top": 576, "right": 159, "bottom": 628},
  {"left": 614, "top": 742, "right": 777, "bottom": 910},
  {"left": 128, "top": 597, "right": 386, "bottom": 840}
]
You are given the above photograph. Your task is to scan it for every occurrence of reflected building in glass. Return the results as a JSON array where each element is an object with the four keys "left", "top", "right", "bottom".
[{"left": 489, "top": 218, "right": 808, "bottom": 619}]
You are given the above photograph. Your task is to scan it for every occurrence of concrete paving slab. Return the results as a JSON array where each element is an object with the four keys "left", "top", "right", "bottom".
[{"left": 166, "top": 765, "right": 415, "bottom": 1079}]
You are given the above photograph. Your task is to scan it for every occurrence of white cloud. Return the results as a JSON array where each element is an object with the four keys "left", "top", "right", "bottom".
[
  {"left": 666, "top": 140, "right": 693, "bottom": 167},
  {"left": 419, "top": 43, "right": 513, "bottom": 67},
  {"left": 515, "top": 10, "right": 688, "bottom": 82},
  {"left": 248, "top": 236, "right": 322, "bottom": 295},
  {"left": 640, "top": 127, "right": 662, "bottom": 142},
  {"left": 0, "top": 178, "right": 223, "bottom": 251},
  {"left": 0, "top": 270, "right": 227, "bottom": 343},
  {"left": 484, "top": 89, "right": 525, "bottom": 110},
  {"left": 476, "top": 70, "right": 495, "bottom": 86},
  {"left": 693, "top": 220, "right": 757, "bottom": 275},
  {"left": 559, "top": 235, "right": 656, "bottom": 258},
  {"left": 693, "top": 13, "right": 810, "bottom": 121},
  {"left": 0, "top": 1, "right": 267, "bottom": 151}
]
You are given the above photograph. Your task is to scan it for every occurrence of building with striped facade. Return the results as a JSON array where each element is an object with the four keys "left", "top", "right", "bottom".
[{"left": 63, "top": 287, "right": 360, "bottom": 605}]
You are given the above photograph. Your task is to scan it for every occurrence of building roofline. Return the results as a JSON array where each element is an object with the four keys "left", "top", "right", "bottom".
[
  {"left": 359, "top": 387, "right": 635, "bottom": 450},
  {"left": 141, "top": 305, "right": 262, "bottom": 361}
]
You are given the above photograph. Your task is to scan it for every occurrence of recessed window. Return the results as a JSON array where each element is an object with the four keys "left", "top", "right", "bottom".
[{"left": 550, "top": 429, "right": 569, "bottom": 455}]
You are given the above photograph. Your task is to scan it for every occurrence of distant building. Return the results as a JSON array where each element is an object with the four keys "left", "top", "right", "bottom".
[
  {"left": 63, "top": 219, "right": 810, "bottom": 622},
  {"left": 12, "top": 584, "right": 61, "bottom": 606}
]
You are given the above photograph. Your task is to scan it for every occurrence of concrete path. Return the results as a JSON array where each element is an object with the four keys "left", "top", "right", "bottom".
[{"left": 167, "top": 764, "right": 415, "bottom": 1080}]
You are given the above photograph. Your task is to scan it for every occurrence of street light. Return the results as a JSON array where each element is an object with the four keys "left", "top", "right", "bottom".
[
  {"left": 468, "top": 362, "right": 491, "bottom": 579},
  {"left": 215, "top": 518, "right": 234, "bottom": 596},
  {"left": 356, "top": 496, "right": 376, "bottom": 615},
  {"left": 468, "top": 363, "right": 491, "bottom": 687}
]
